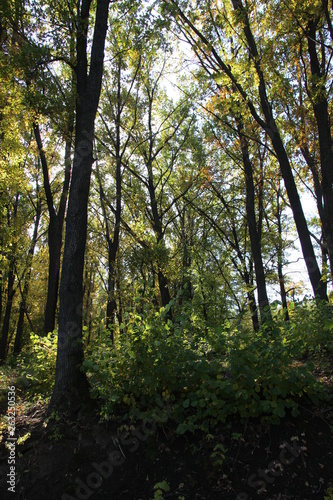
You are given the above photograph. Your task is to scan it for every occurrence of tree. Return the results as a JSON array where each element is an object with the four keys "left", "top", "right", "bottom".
[
  {"left": 163, "top": 0, "right": 327, "bottom": 300},
  {"left": 236, "top": 118, "right": 273, "bottom": 325},
  {"left": 95, "top": 15, "right": 142, "bottom": 337},
  {"left": 1, "top": 0, "right": 77, "bottom": 336},
  {"left": 0, "top": 195, "right": 19, "bottom": 361},
  {"left": 127, "top": 59, "right": 195, "bottom": 309},
  {"left": 14, "top": 165, "right": 42, "bottom": 353},
  {"left": 33, "top": 118, "right": 73, "bottom": 335},
  {"left": 50, "top": 0, "right": 111, "bottom": 413},
  {"left": 288, "top": 2, "right": 333, "bottom": 279}
]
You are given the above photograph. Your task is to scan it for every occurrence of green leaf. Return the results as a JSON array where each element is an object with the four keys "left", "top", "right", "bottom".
[{"left": 154, "top": 481, "right": 170, "bottom": 493}]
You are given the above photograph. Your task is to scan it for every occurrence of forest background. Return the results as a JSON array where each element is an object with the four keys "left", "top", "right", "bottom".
[{"left": 1, "top": 2, "right": 333, "bottom": 491}]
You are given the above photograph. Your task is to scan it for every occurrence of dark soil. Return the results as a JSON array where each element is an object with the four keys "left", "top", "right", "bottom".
[{"left": 1, "top": 402, "right": 333, "bottom": 500}]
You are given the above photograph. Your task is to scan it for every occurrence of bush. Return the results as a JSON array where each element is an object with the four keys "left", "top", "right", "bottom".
[
  {"left": 11, "top": 332, "right": 57, "bottom": 397},
  {"left": 85, "top": 300, "right": 332, "bottom": 433}
]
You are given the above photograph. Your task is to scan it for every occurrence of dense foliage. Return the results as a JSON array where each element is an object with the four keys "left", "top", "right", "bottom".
[
  {"left": 1, "top": 299, "right": 332, "bottom": 438},
  {"left": 0, "top": 0, "right": 333, "bottom": 441}
]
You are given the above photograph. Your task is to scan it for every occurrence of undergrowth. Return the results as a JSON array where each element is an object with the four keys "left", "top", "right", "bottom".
[
  {"left": 1, "top": 299, "right": 332, "bottom": 437},
  {"left": 84, "top": 299, "right": 333, "bottom": 433}
]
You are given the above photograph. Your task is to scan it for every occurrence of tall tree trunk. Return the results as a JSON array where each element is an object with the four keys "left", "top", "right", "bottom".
[
  {"left": 143, "top": 87, "right": 172, "bottom": 309},
  {"left": 0, "top": 265, "right": 15, "bottom": 362},
  {"left": 116, "top": 261, "right": 123, "bottom": 327},
  {"left": 148, "top": 176, "right": 171, "bottom": 308},
  {"left": 300, "top": 146, "right": 329, "bottom": 294},
  {"left": 50, "top": 0, "right": 110, "bottom": 414},
  {"left": 43, "top": 218, "right": 62, "bottom": 333},
  {"left": 269, "top": 131, "right": 326, "bottom": 298},
  {"left": 14, "top": 183, "right": 41, "bottom": 353},
  {"left": 236, "top": 120, "right": 273, "bottom": 325},
  {"left": 98, "top": 175, "right": 121, "bottom": 341},
  {"left": 34, "top": 116, "right": 73, "bottom": 335},
  {"left": 106, "top": 253, "right": 117, "bottom": 338},
  {"left": 276, "top": 187, "right": 289, "bottom": 321},
  {"left": 307, "top": 20, "right": 333, "bottom": 280},
  {"left": 245, "top": 264, "right": 260, "bottom": 332},
  {"left": 0, "top": 195, "right": 19, "bottom": 362},
  {"left": 83, "top": 262, "right": 94, "bottom": 345},
  {"left": 180, "top": 204, "right": 193, "bottom": 300},
  {"left": 97, "top": 59, "right": 123, "bottom": 339},
  {"left": 0, "top": 270, "right": 3, "bottom": 326}
]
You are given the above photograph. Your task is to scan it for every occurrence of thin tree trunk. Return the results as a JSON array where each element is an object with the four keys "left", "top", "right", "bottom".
[
  {"left": 0, "top": 195, "right": 19, "bottom": 362},
  {"left": 116, "top": 262, "right": 123, "bottom": 327},
  {"left": 14, "top": 184, "right": 41, "bottom": 353},
  {"left": 321, "top": 244, "right": 328, "bottom": 298},
  {"left": 34, "top": 116, "right": 73, "bottom": 335},
  {"left": 143, "top": 88, "right": 172, "bottom": 310},
  {"left": 43, "top": 220, "right": 62, "bottom": 334},
  {"left": 147, "top": 174, "right": 171, "bottom": 308},
  {"left": 0, "top": 271, "right": 3, "bottom": 326},
  {"left": 83, "top": 263, "right": 94, "bottom": 345},
  {"left": 237, "top": 120, "right": 273, "bottom": 325},
  {"left": 276, "top": 188, "right": 289, "bottom": 321},
  {"left": 180, "top": 204, "right": 193, "bottom": 299},
  {"left": 307, "top": 20, "right": 333, "bottom": 280},
  {"left": 0, "top": 265, "right": 15, "bottom": 362},
  {"left": 245, "top": 264, "right": 260, "bottom": 332},
  {"left": 98, "top": 175, "right": 121, "bottom": 341}
]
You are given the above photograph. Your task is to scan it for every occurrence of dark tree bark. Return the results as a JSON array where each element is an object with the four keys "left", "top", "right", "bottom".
[
  {"left": 268, "top": 128, "right": 326, "bottom": 298},
  {"left": 33, "top": 116, "right": 73, "bottom": 335},
  {"left": 157, "top": 268, "right": 171, "bottom": 308},
  {"left": 97, "top": 60, "right": 123, "bottom": 340},
  {"left": 0, "top": 271, "right": 2, "bottom": 326},
  {"left": 300, "top": 146, "right": 329, "bottom": 292},
  {"left": 98, "top": 176, "right": 121, "bottom": 342},
  {"left": 306, "top": 19, "right": 333, "bottom": 279},
  {"left": 83, "top": 261, "right": 94, "bottom": 345},
  {"left": 49, "top": 0, "right": 110, "bottom": 414},
  {"left": 146, "top": 103, "right": 171, "bottom": 308},
  {"left": 186, "top": 192, "right": 260, "bottom": 331},
  {"left": 31, "top": 30, "right": 75, "bottom": 336},
  {"left": 0, "top": 265, "right": 15, "bottom": 362},
  {"left": 236, "top": 120, "right": 273, "bottom": 325},
  {"left": 276, "top": 187, "right": 290, "bottom": 321},
  {"left": 246, "top": 264, "right": 260, "bottom": 332},
  {"left": 0, "top": 195, "right": 19, "bottom": 362},
  {"left": 14, "top": 180, "right": 41, "bottom": 353}
]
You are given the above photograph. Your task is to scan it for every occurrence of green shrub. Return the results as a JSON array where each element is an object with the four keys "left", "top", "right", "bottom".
[
  {"left": 85, "top": 300, "right": 332, "bottom": 433},
  {"left": 12, "top": 332, "right": 57, "bottom": 397}
]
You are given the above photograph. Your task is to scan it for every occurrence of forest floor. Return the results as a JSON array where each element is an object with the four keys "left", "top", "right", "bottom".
[{"left": 1, "top": 396, "right": 333, "bottom": 500}]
